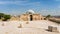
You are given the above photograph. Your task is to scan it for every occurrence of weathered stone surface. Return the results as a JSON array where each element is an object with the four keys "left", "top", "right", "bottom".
[
  {"left": 48, "top": 26, "right": 59, "bottom": 32},
  {"left": 48, "top": 26, "right": 53, "bottom": 32},
  {"left": 52, "top": 27, "right": 59, "bottom": 32}
]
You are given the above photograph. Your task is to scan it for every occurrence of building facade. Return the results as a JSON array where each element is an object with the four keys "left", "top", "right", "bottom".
[
  {"left": 20, "top": 10, "right": 44, "bottom": 21},
  {"left": 10, "top": 10, "right": 45, "bottom": 21}
]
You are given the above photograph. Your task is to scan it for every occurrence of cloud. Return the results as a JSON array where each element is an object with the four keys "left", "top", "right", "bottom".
[
  {"left": 0, "top": 0, "right": 28, "bottom": 4},
  {"left": 0, "top": 0, "right": 40, "bottom": 7},
  {"left": 0, "top": 1, "right": 33, "bottom": 4},
  {"left": 53, "top": 0, "right": 60, "bottom": 1},
  {"left": 58, "top": 5, "right": 60, "bottom": 8},
  {"left": 0, "top": 0, "right": 27, "bottom": 1},
  {"left": 0, "top": 1, "right": 13, "bottom": 4},
  {"left": 39, "top": 9, "right": 60, "bottom": 16},
  {"left": 18, "top": 2, "right": 40, "bottom": 6}
]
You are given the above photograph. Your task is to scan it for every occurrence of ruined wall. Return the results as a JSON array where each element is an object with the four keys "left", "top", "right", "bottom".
[
  {"left": 10, "top": 16, "right": 20, "bottom": 21},
  {"left": 20, "top": 14, "right": 28, "bottom": 21}
]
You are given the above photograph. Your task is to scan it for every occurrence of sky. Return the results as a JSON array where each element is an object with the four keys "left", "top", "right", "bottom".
[{"left": 0, "top": 0, "right": 60, "bottom": 16}]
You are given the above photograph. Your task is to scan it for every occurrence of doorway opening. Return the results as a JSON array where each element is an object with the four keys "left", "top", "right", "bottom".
[{"left": 30, "top": 15, "right": 33, "bottom": 21}]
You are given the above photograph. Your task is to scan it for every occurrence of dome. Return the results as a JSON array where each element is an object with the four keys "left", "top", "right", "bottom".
[{"left": 26, "top": 9, "right": 35, "bottom": 14}]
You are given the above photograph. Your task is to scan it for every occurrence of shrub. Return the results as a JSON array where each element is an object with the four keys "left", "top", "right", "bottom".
[
  {"left": 2, "top": 15, "right": 11, "bottom": 21},
  {"left": 0, "top": 13, "right": 4, "bottom": 19}
]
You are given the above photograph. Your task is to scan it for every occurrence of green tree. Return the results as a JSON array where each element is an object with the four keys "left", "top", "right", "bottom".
[
  {"left": 46, "top": 15, "right": 51, "bottom": 19},
  {"left": 2, "top": 15, "right": 11, "bottom": 21},
  {"left": 0, "top": 13, "right": 4, "bottom": 19}
]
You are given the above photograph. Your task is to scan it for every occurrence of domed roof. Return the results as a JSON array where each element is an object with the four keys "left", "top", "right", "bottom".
[{"left": 26, "top": 9, "right": 35, "bottom": 14}]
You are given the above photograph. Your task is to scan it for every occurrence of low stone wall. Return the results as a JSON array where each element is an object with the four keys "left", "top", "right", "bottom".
[{"left": 49, "top": 19, "right": 60, "bottom": 24}]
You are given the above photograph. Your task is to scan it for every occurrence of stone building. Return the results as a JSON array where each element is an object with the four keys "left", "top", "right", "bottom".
[
  {"left": 20, "top": 10, "right": 44, "bottom": 21},
  {"left": 10, "top": 10, "right": 45, "bottom": 21}
]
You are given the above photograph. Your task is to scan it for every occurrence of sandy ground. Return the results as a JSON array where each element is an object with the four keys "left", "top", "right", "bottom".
[{"left": 0, "top": 20, "right": 60, "bottom": 34}]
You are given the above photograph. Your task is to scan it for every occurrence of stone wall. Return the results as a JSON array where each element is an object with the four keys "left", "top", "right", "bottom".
[
  {"left": 20, "top": 14, "right": 44, "bottom": 21},
  {"left": 10, "top": 14, "right": 44, "bottom": 21}
]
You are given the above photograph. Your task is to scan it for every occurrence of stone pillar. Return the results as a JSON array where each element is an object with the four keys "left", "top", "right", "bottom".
[
  {"left": 28, "top": 15, "right": 30, "bottom": 21},
  {"left": 18, "top": 24, "right": 22, "bottom": 28},
  {"left": 2, "top": 23, "right": 4, "bottom": 26}
]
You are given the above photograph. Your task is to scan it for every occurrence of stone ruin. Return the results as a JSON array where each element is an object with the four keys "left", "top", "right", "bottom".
[
  {"left": 18, "top": 24, "right": 22, "bottom": 28},
  {"left": 47, "top": 26, "right": 59, "bottom": 32}
]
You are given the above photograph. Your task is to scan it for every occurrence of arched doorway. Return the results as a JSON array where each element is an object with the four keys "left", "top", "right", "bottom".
[{"left": 30, "top": 15, "right": 33, "bottom": 21}]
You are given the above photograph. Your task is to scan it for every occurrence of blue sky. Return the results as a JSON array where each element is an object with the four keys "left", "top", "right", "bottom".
[{"left": 0, "top": 0, "right": 60, "bottom": 16}]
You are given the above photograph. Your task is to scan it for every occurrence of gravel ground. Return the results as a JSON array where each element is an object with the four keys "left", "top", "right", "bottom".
[{"left": 0, "top": 20, "right": 60, "bottom": 34}]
